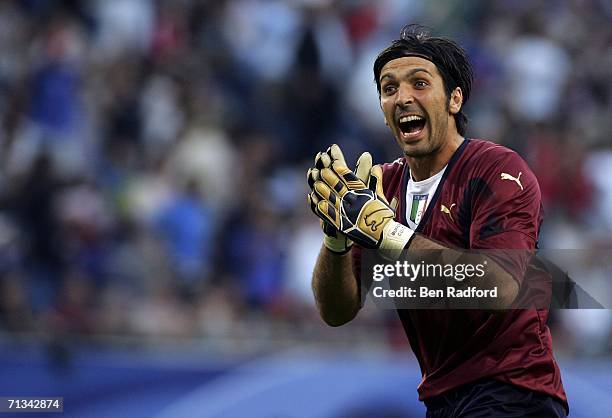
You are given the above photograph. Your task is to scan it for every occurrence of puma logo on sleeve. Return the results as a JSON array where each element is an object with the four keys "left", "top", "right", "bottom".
[{"left": 500, "top": 171, "right": 523, "bottom": 191}]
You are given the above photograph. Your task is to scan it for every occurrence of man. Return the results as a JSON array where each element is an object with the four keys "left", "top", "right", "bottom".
[{"left": 307, "top": 25, "right": 568, "bottom": 417}]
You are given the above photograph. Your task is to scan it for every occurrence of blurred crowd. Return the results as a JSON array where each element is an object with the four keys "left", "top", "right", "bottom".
[{"left": 0, "top": 0, "right": 610, "bottom": 356}]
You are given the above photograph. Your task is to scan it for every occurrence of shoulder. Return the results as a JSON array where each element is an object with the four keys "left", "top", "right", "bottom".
[
  {"left": 378, "top": 157, "right": 407, "bottom": 203},
  {"left": 380, "top": 156, "right": 406, "bottom": 176},
  {"left": 379, "top": 156, "right": 406, "bottom": 189},
  {"left": 464, "top": 139, "right": 531, "bottom": 172},
  {"left": 458, "top": 139, "right": 541, "bottom": 208},
  {"left": 462, "top": 139, "right": 538, "bottom": 188}
]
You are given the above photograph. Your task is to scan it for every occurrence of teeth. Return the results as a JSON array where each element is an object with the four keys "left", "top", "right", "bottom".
[{"left": 399, "top": 115, "right": 424, "bottom": 123}]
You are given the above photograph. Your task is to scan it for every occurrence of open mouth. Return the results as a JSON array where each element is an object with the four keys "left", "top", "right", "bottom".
[{"left": 398, "top": 115, "right": 426, "bottom": 138}]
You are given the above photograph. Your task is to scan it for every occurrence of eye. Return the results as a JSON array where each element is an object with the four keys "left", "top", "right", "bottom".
[
  {"left": 382, "top": 84, "right": 397, "bottom": 95},
  {"left": 414, "top": 80, "right": 428, "bottom": 88}
]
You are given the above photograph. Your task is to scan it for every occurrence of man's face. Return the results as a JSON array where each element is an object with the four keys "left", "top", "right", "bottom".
[{"left": 379, "top": 56, "right": 457, "bottom": 158}]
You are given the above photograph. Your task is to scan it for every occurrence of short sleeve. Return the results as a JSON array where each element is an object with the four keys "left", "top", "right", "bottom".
[{"left": 469, "top": 151, "right": 542, "bottom": 282}]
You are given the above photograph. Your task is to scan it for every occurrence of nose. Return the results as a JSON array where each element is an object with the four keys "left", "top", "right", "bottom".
[{"left": 396, "top": 84, "right": 414, "bottom": 108}]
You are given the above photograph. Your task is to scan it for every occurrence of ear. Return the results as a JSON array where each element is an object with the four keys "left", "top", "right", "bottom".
[{"left": 449, "top": 87, "right": 463, "bottom": 115}]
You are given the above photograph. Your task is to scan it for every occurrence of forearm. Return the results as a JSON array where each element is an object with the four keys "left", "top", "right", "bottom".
[
  {"left": 312, "top": 245, "right": 361, "bottom": 326},
  {"left": 407, "top": 234, "right": 519, "bottom": 309}
]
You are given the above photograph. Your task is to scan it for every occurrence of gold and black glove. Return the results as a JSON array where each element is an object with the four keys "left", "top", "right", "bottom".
[
  {"left": 307, "top": 144, "right": 413, "bottom": 259},
  {"left": 307, "top": 145, "right": 371, "bottom": 253}
]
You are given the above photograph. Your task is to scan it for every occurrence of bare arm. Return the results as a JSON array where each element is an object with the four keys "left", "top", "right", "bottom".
[{"left": 312, "top": 245, "right": 361, "bottom": 326}]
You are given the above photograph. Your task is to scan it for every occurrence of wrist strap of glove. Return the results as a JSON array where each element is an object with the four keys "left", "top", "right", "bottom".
[
  {"left": 380, "top": 220, "right": 415, "bottom": 260},
  {"left": 324, "top": 235, "right": 353, "bottom": 254}
]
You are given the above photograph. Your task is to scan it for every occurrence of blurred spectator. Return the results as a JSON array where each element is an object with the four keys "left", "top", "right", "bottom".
[
  {"left": 10, "top": 152, "right": 65, "bottom": 311},
  {"left": 228, "top": 196, "right": 285, "bottom": 310},
  {"left": 223, "top": 0, "right": 301, "bottom": 82},
  {"left": 283, "top": 209, "right": 322, "bottom": 308},
  {"left": 503, "top": 18, "right": 571, "bottom": 122},
  {"left": 585, "top": 149, "right": 612, "bottom": 237},
  {"left": 0, "top": 0, "right": 608, "bottom": 358},
  {"left": 0, "top": 271, "right": 34, "bottom": 332},
  {"left": 154, "top": 179, "right": 214, "bottom": 293},
  {"left": 165, "top": 121, "right": 237, "bottom": 212},
  {"left": 92, "top": 0, "right": 154, "bottom": 58},
  {"left": 140, "top": 74, "right": 184, "bottom": 159}
]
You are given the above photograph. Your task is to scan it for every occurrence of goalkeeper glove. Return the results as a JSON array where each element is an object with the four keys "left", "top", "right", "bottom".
[
  {"left": 309, "top": 145, "right": 414, "bottom": 260},
  {"left": 307, "top": 145, "right": 372, "bottom": 253}
]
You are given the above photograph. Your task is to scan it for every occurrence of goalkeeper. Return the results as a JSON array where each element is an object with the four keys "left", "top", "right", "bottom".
[{"left": 307, "top": 25, "right": 568, "bottom": 417}]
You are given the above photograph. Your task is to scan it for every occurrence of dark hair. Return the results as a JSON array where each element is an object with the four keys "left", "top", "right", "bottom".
[{"left": 373, "top": 24, "right": 473, "bottom": 136}]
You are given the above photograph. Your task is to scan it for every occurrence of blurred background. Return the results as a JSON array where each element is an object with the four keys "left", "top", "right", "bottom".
[{"left": 0, "top": 0, "right": 611, "bottom": 417}]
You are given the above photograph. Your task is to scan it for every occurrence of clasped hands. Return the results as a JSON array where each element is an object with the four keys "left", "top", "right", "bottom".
[{"left": 307, "top": 144, "right": 413, "bottom": 258}]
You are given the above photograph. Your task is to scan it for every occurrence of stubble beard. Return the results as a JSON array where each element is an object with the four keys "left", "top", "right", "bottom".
[{"left": 401, "top": 121, "right": 446, "bottom": 159}]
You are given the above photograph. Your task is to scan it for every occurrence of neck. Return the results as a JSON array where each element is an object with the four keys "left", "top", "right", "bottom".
[{"left": 407, "top": 133, "right": 464, "bottom": 181}]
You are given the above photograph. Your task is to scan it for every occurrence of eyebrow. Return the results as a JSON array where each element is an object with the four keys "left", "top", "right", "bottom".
[{"left": 380, "top": 67, "right": 433, "bottom": 82}]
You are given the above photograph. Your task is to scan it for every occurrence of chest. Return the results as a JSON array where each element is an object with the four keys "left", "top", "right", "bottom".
[{"left": 401, "top": 174, "right": 492, "bottom": 248}]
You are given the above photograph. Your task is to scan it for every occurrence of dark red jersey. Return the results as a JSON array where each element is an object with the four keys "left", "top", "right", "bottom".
[{"left": 353, "top": 139, "right": 567, "bottom": 409}]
